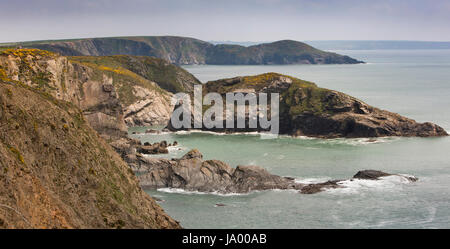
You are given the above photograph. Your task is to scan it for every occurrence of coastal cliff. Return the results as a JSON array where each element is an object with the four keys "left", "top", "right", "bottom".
[
  {"left": 0, "top": 79, "right": 180, "bottom": 228},
  {"left": 0, "top": 49, "right": 198, "bottom": 130},
  {"left": 4, "top": 36, "right": 363, "bottom": 65}
]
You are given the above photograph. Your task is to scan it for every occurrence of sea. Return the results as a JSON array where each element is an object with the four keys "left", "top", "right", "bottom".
[{"left": 129, "top": 49, "right": 450, "bottom": 228}]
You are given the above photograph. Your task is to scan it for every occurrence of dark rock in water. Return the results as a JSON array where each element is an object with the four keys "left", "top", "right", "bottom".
[
  {"left": 215, "top": 203, "right": 226, "bottom": 207},
  {"left": 134, "top": 149, "right": 419, "bottom": 195},
  {"left": 353, "top": 170, "right": 392, "bottom": 180},
  {"left": 353, "top": 170, "right": 418, "bottom": 182},
  {"left": 173, "top": 141, "right": 178, "bottom": 146},
  {"left": 137, "top": 142, "right": 169, "bottom": 154},
  {"left": 143, "top": 142, "right": 151, "bottom": 146},
  {"left": 300, "top": 180, "right": 343, "bottom": 194}
]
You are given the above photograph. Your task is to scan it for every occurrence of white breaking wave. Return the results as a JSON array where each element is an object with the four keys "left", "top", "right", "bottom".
[
  {"left": 295, "top": 177, "right": 332, "bottom": 184},
  {"left": 318, "top": 137, "right": 399, "bottom": 146},
  {"left": 174, "top": 130, "right": 260, "bottom": 136},
  {"left": 167, "top": 145, "right": 184, "bottom": 152},
  {"left": 326, "top": 175, "right": 416, "bottom": 194},
  {"left": 157, "top": 188, "right": 250, "bottom": 196}
]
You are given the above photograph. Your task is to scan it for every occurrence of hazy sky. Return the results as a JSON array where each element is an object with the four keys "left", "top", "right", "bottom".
[{"left": 1, "top": 0, "right": 450, "bottom": 43}]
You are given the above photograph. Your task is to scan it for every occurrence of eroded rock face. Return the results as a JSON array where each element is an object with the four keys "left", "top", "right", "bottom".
[
  {"left": 0, "top": 49, "right": 190, "bottom": 138},
  {"left": 0, "top": 49, "right": 127, "bottom": 140},
  {"left": 136, "top": 150, "right": 418, "bottom": 195},
  {"left": 123, "top": 85, "right": 173, "bottom": 127}
]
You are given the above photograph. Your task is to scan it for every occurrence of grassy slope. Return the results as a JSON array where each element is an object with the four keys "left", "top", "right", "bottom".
[{"left": 0, "top": 79, "right": 180, "bottom": 228}]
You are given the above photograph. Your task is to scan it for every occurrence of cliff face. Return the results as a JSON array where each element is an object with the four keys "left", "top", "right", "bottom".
[
  {"left": 0, "top": 49, "right": 127, "bottom": 139},
  {"left": 8, "top": 36, "right": 363, "bottom": 65},
  {"left": 0, "top": 79, "right": 180, "bottom": 228},
  {"left": 0, "top": 49, "right": 193, "bottom": 129},
  {"left": 170, "top": 73, "right": 448, "bottom": 138}
]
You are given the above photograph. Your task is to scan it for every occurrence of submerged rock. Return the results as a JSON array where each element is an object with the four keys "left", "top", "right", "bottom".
[
  {"left": 353, "top": 170, "right": 418, "bottom": 182},
  {"left": 300, "top": 180, "right": 344, "bottom": 194}
]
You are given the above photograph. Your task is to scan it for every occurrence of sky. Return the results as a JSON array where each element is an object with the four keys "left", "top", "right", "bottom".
[{"left": 1, "top": 0, "right": 450, "bottom": 43}]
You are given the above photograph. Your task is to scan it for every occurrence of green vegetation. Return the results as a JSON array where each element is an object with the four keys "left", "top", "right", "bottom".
[
  {"left": 0, "top": 48, "right": 55, "bottom": 58},
  {"left": 8, "top": 146, "right": 25, "bottom": 164},
  {"left": 69, "top": 55, "right": 200, "bottom": 94},
  {"left": 282, "top": 81, "right": 332, "bottom": 116}
]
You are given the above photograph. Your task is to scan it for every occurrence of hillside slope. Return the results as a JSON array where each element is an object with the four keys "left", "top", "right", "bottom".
[
  {"left": 0, "top": 79, "right": 180, "bottom": 228},
  {"left": 5, "top": 36, "right": 363, "bottom": 65}
]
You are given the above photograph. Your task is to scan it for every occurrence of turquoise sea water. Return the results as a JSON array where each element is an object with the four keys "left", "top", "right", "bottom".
[{"left": 131, "top": 50, "right": 450, "bottom": 228}]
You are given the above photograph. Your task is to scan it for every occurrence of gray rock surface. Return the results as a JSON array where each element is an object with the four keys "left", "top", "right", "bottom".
[{"left": 136, "top": 150, "right": 418, "bottom": 194}]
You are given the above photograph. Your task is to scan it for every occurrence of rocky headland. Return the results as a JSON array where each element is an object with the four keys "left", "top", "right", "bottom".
[
  {"left": 168, "top": 73, "right": 448, "bottom": 138},
  {"left": 3, "top": 36, "right": 363, "bottom": 65}
]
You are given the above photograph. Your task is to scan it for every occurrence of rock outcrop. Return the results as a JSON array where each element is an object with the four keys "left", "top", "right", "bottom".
[
  {"left": 5, "top": 36, "right": 363, "bottom": 65},
  {"left": 136, "top": 150, "right": 417, "bottom": 195},
  {"left": 0, "top": 80, "right": 180, "bottom": 228},
  {"left": 168, "top": 73, "right": 448, "bottom": 138},
  {"left": 137, "top": 150, "right": 302, "bottom": 193}
]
